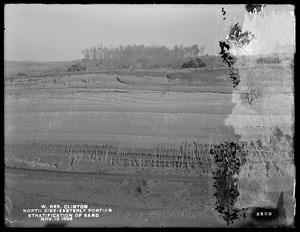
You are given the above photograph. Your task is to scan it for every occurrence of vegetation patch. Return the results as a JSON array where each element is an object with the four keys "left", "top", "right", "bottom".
[
  {"left": 240, "top": 85, "right": 263, "bottom": 106},
  {"left": 181, "top": 58, "right": 206, "bottom": 69},
  {"left": 17, "top": 72, "right": 29, "bottom": 76},
  {"left": 67, "top": 63, "right": 87, "bottom": 72},
  {"left": 211, "top": 142, "right": 248, "bottom": 225},
  {"left": 256, "top": 56, "right": 281, "bottom": 64}
]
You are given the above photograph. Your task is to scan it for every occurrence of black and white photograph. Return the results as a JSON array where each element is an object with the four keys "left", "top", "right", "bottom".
[{"left": 4, "top": 4, "right": 295, "bottom": 228}]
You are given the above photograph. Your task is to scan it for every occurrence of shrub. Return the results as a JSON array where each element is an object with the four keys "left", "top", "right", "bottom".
[
  {"left": 256, "top": 56, "right": 281, "bottom": 64},
  {"left": 240, "top": 85, "right": 263, "bottom": 106},
  {"left": 211, "top": 142, "right": 248, "bottom": 225},
  {"left": 17, "top": 72, "right": 28, "bottom": 76},
  {"left": 182, "top": 58, "right": 206, "bottom": 69},
  {"left": 67, "top": 63, "right": 87, "bottom": 72}
]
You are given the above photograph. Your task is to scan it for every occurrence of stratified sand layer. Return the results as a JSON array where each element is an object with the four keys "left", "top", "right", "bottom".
[
  {"left": 5, "top": 67, "right": 294, "bottom": 226},
  {"left": 5, "top": 72, "right": 239, "bottom": 176}
]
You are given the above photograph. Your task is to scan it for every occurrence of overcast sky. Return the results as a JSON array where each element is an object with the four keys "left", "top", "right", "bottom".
[{"left": 4, "top": 4, "right": 293, "bottom": 62}]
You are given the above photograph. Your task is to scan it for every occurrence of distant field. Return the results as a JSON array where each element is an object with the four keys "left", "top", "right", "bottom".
[
  {"left": 4, "top": 59, "right": 233, "bottom": 91},
  {"left": 4, "top": 55, "right": 228, "bottom": 78},
  {"left": 4, "top": 60, "right": 76, "bottom": 77}
]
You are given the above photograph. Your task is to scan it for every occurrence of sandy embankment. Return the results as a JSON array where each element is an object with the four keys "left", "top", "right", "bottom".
[
  {"left": 4, "top": 63, "right": 294, "bottom": 226},
  {"left": 5, "top": 71, "right": 237, "bottom": 176},
  {"left": 5, "top": 70, "right": 241, "bottom": 227}
]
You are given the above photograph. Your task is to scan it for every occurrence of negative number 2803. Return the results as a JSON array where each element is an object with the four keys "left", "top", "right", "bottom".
[{"left": 256, "top": 211, "right": 272, "bottom": 216}]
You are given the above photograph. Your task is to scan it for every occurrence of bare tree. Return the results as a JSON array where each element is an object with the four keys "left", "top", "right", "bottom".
[{"left": 199, "top": 46, "right": 205, "bottom": 56}]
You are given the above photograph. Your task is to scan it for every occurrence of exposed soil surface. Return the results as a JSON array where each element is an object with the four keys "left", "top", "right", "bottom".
[{"left": 4, "top": 68, "right": 294, "bottom": 227}]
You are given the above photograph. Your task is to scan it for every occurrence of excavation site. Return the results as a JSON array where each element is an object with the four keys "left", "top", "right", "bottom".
[{"left": 4, "top": 4, "right": 295, "bottom": 228}]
